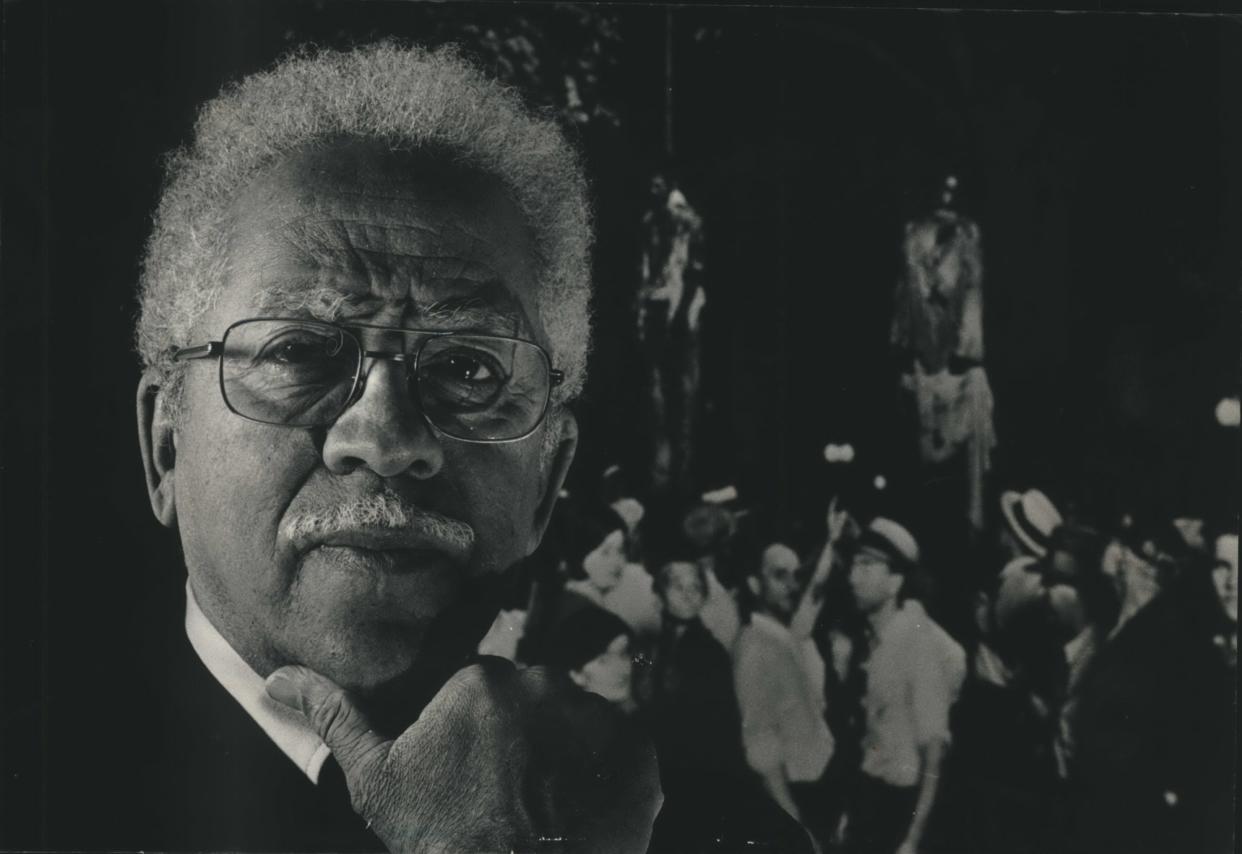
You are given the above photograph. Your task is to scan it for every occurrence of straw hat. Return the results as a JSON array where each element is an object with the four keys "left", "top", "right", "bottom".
[
  {"left": 1000, "top": 489, "right": 1063, "bottom": 557},
  {"left": 857, "top": 517, "right": 921, "bottom": 570}
]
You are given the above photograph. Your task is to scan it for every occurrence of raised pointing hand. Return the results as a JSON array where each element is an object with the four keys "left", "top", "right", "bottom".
[{"left": 827, "top": 495, "right": 856, "bottom": 543}]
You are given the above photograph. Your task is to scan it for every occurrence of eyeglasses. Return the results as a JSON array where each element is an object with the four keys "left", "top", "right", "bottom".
[{"left": 173, "top": 317, "right": 563, "bottom": 443}]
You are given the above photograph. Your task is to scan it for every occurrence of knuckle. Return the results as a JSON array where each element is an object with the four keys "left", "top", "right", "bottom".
[
  {"left": 440, "top": 660, "right": 517, "bottom": 716},
  {"left": 438, "top": 662, "right": 489, "bottom": 701},
  {"left": 309, "top": 687, "right": 357, "bottom": 740}
]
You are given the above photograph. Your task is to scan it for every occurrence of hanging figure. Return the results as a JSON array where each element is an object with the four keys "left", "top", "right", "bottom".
[
  {"left": 892, "top": 178, "right": 996, "bottom": 534},
  {"left": 638, "top": 173, "right": 707, "bottom": 496}
]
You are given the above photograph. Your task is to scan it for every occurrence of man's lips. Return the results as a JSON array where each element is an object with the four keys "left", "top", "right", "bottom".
[
  {"left": 296, "top": 525, "right": 471, "bottom": 566},
  {"left": 310, "top": 544, "right": 450, "bottom": 576}
]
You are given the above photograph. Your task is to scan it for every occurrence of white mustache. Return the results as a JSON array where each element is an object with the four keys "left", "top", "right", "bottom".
[{"left": 282, "top": 492, "right": 475, "bottom": 557}]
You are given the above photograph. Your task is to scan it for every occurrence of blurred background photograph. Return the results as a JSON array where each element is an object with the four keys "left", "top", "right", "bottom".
[{"left": 3, "top": 2, "right": 1237, "bottom": 852}]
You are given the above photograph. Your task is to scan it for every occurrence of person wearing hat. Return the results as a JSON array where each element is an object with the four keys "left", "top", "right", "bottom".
[
  {"left": 993, "top": 489, "right": 1065, "bottom": 635},
  {"left": 1000, "top": 488, "right": 1064, "bottom": 560},
  {"left": 844, "top": 518, "right": 965, "bottom": 854},
  {"left": 547, "top": 607, "right": 638, "bottom": 712},
  {"left": 598, "top": 493, "right": 664, "bottom": 641},
  {"left": 938, "top": 525, "right": 1094, "bottom": 854},
  {"left": 1104, "top": 515, "right": 1189, "bottom": 639},
  {"left": 519, "top": 503, "right": 629, "bottom": 665},
  {"left": 1065, "top": 516, "right": 1235, "bottom": 854}
]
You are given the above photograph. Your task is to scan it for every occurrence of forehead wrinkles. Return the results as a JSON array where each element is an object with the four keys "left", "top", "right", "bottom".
[
  {"left": 223, "top": 153, "right": 549, "bottom": 345},
  {"left": 275, "top": 214, "right": 503, "bottom": 302}
]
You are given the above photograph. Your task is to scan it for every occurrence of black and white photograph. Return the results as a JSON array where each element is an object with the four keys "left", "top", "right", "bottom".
[{"left": 2, "top": 2, "right": 1238, "bottom": 852}]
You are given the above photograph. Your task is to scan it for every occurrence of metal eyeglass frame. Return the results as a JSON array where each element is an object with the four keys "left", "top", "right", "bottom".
[{"left": 172, "top": 316, "right": 565, "bottom": 444}]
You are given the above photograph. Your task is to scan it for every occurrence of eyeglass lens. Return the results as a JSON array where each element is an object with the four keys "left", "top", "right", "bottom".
[{"left": 219, "top": 319, "right": 552, "bottom": 441}]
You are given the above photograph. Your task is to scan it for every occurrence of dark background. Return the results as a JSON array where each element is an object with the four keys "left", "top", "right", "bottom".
[{"left": 3, "top": 1, "right": 1238, "bottom": 846}]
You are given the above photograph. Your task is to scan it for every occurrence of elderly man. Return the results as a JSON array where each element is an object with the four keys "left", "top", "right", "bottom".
[{"left": 54, "top": 43, "right": 663, "bottom": 852}]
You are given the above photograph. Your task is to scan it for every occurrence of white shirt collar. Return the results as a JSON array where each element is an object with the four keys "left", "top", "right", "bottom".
[{"left": 184, "top": 582, "right": 332, "bottom": 784}]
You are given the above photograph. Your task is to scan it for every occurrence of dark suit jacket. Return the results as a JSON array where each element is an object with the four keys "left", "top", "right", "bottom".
[
  {"left": 44, "top": 608, "right": 382, "bottom": 852},
  {"left": 1067, "top": 579, "right": 1235, "bottom": 854},
  {"left": 647, "top": 618, "right": 745, "bottom": 779}
]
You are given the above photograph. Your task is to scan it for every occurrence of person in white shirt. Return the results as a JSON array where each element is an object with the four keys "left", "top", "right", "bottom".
[
  {"left": 734, "top": 542, "right": 835, "bottom": 848},
  {"left": 845, "top": 518, "right": 965, "bottom": 854}
]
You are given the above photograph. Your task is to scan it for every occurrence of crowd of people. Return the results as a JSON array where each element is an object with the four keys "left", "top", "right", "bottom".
[{"left": 477, "top": 473, "right": 1238, "bottom": 854}]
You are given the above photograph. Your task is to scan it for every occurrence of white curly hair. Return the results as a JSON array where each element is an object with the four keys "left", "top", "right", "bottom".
[{"left": 136, "top": 41, "right": 594, "bottom": 420}]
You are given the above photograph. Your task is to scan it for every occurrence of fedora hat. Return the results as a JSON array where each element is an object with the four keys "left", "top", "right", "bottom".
[
  {"left": 1118, "top": 515, "right": 1192, "bottom": 574},
  {"left": 1000, "top": 489, "right": 1062, "bottom": 557}
]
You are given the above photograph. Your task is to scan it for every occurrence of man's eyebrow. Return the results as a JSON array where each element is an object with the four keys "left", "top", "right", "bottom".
[
  {"left": 418, "top": 296, "right": 521, "bottom": 334},
  {"left": 253, "top": 284, "right": 376, "bottom": 319}
]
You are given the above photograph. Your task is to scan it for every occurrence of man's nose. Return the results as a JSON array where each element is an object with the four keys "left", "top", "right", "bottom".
[{"left": 321, "top": 360, "right": 445, "bottom": 479}]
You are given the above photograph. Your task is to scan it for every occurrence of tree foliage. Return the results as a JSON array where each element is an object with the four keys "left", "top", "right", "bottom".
[{"left": 414, "top": 5, "right": 623, "bottom": 132}]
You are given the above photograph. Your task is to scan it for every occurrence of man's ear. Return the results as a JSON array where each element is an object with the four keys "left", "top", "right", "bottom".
[
  {"left": 746, "top": 576, "right": 761, "bottom": 597},
  {"left": 527, "top": 409, "right": 579, "bottom": 556},
  {"left": 137, "top": 371, "right": 178, "bottom": 528}
]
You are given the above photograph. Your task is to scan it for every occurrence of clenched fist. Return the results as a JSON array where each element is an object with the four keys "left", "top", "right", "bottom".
[{"left": 266, "top": 658, "right": 662, "bottom": 854}]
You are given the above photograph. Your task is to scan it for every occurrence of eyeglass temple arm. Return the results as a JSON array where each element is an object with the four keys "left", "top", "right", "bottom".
[{"left": 173, "top": 342, "right": 222, "bottom": 361}]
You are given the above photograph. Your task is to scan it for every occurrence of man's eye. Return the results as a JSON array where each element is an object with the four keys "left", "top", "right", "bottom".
[
  {"left": 421, "top": 348, "right": 505, "bottom": 385},
  {"left": 431, "top": 352, "right": 495, "bottom": 382},
  {"left": 419, "top": 347, "right": 507, "bottom": 409},
  {"left": 256, "top": 333, "right": 339, "bottom": 366},
  {"left": 268, "top": 341, "right": 323, "bottom": 363}
]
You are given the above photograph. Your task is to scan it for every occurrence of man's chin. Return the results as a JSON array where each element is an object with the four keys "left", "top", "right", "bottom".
[
  {"left": 293, "top": 622, "right": 428, "bottom": 691},
  {"left": 284, "top": 628, "right": 456, "bottom": 734},
  {"left": 290, "top": 600, "right": 504, "bottom": 733}
]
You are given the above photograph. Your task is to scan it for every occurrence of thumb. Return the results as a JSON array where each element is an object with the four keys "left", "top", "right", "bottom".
[{"left": 266, "top": 665, "right": 391, "bottom": 798}]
